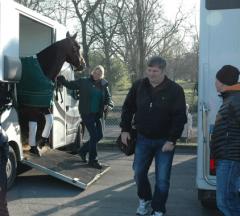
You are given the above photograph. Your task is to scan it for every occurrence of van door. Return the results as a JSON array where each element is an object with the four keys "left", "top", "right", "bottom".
[
  {"left": 52, "top": 67, "right": 80, "bottom": 149},
  {"left": 52, "top": 25, "right": 67, "bottom": 149},
  {"left": 0, "top": 0, "right": 19, "bottom": 80},
  {"left": 63, "top": 69, "right": 81, "bottom": 146},
  {"left": 0, "top": 0, "right": 22, "bottom": 152},
  {"left": 52, "top": 26, "right": 81, "bottom": 148}
]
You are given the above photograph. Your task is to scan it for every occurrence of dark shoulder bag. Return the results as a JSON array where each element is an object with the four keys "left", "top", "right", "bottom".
[
  {"left": 116, "top": 128, "right": 137, "bottom": 156},
  {"left": 117, "top": 80, "right": 143, "bottom": 156}
]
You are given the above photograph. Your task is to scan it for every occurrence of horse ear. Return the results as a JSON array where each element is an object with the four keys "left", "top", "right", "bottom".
[
  {"left": 66, "top": 31, "right": 71, "bottom": 38},
  {"left": 72, "top": 33, "right": 78, "bottom": 40}
]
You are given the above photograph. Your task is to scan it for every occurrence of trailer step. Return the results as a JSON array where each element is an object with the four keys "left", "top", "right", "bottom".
[{"left": 22, "top": 149, "right": 110, "bottom": 189}]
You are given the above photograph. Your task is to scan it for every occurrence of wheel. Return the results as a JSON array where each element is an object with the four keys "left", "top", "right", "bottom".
[
  {"left": 6, "top": 145, "right": 17, "bottom": 189},
  {"left": 198, "top": 189, "right": 217, "bottom": 209},
  {"left": 201, "top": 199, "right": 217, "bottom": 209}
]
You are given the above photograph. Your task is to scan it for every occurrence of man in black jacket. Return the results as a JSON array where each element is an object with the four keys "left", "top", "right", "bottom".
[
  {"left": 211, "top": 65, "right": 240, "bottom": 216},
  {"left": 0, "top": 127, "right": 9, "bottom": 216},
  {"left": 120, "top": 56, "right": 187, "bottom": 216}
]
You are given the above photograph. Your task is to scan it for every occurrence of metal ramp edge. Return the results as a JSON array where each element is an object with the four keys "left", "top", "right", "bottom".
[
  {"left": 21, "top": 149, "right": 111, "bottom": 189},
  {"left": 22, "top": 159, "right": 88, "bottom": 189},
  {"left": 85, "top": 166, "right": 111, "bottom": 189}
]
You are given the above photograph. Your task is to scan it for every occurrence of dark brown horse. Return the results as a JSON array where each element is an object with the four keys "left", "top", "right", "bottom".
[{"left": 18, "top": 32, "right": 85, "bottom": 155}]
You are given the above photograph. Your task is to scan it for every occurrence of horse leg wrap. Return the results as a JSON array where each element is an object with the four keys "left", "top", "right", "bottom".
[
  {"left": 42, "top": 114, "right": 53, "bottom": 138},
  {"left": 29, "top": 121, "right": 37, "bottom": 146}
]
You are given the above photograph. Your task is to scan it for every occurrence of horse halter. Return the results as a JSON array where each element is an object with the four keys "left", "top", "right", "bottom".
[{"left": 66, "top": 35, "right": 85, "bottom": 72}]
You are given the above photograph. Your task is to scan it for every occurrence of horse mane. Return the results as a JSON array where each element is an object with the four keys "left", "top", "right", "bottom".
[{"left": 36, "top": 38, "right": 68, "bottom": 81}]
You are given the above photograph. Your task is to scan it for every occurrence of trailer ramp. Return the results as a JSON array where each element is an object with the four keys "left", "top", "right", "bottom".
[{"left": 22, "top": 149, "right": 110, "bottom": 189}]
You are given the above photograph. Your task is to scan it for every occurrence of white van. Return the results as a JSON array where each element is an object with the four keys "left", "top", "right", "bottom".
[
  {"left": 0, "top": 0, "right": 109, "bottom": 189},
  {"left": 197, "top": 0, "right": 240, "bottom": 206}
]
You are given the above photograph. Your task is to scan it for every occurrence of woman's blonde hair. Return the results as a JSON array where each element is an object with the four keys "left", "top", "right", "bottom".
[{"left": 91, "top": 65, "right": 105, "bottom": 78}]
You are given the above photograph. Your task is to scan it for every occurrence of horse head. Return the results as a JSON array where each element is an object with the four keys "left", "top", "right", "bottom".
[
  {"left": 36, "top": 31, "right": 85, "bottom": 81},
  {"left": 65, "top": 32, "right": 85, "bottom": 72}
]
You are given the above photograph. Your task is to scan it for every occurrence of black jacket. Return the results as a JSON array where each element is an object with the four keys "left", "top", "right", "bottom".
[
  {"left": 120, "top": 77, "right": 187, "bottom": 143},
  {"left": 211, "top": 91, "right": 240, "bottom": 161}
]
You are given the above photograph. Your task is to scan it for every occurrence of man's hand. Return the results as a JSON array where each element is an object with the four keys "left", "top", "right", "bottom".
[
  {"left": 162, "top": 141, "right": 175, "bottom": 152},
  {"left": 121, "top": 132, "right": 131, "bottom": 146}
]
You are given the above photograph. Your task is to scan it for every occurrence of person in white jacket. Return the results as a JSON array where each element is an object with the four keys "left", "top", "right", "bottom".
[{"left": 181, "top": 104, "right": 193, "bottom": 142}]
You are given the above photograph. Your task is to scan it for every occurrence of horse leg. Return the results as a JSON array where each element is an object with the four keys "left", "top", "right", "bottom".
[
  {"left": 38, "top": 108, "right": 53, "bottom": 148},
  {"left": 29, "top": 121, "right": 37, "bottom": 147},
  {"left": 27, "top": 108, "right": 41, "bottom": 156}
]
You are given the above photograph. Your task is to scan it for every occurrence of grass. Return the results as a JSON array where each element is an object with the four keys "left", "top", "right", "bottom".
[
  {"left": 109, "top": 80, "right": 198, "bottom": 127},
  {"left": 112, "top": 90, "right": 128, "bottom": 107},
  {"left": 112, "top": 80, "right": 197, "bottom": 109}
]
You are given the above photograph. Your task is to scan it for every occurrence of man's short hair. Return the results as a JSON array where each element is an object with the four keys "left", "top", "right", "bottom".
[{"left": 147, "top": 56, "right": 166, "bottom": 69}]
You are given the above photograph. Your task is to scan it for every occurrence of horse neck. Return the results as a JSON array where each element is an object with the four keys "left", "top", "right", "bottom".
[{"left": 37, "top": 43, "right": 66, "bottom": 81}]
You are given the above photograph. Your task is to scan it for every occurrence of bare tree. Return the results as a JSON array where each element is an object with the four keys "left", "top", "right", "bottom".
[
  {"left": 135, "top": 0, "right": 144, "bottom": 78},
  {"left": 88, "top": 0, "right": 125, "bottom": 83},
  {"left": 39, "top": 0, "right": 72, "bottom": 25},
  {"left": 71, "top": 0, "right": 103, "bottom": 69},
  {"left": 15, "top": 0, "right": 75, "bottom": 26},
  {"left": 112, "top": 1, "right": 138, "bottom": 82},
  {"left": 113, "top": 0, "right": 188, "bottom": 81},
  {"left": 14, "top": 0, "right": 43, "bottom": 10}
]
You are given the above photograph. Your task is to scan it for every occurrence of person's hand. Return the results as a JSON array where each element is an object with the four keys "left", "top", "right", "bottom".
[
  {"left": 104, "top": 105, "right": 112, "bottom": 113},
  {"left": 104, "top": 105, "right": 108, "bottom": 112},
  {"left": 121, "top": 132, "right": 131, "bottom": 146},
  {"left": 57, "top": 75, "right": 66, "bottom": 84},
  {"left": 162, "top": 141, "right": 175, "bottom": 152}
]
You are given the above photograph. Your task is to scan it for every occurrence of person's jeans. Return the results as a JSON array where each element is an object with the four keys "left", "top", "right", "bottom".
[
  {"left": 80, "top": 113, "right": 103, "bottom": 162},
  {"left": 0, "top": 144, "right": 9, "bottom": 216},
  {"left": 133, "top": 134, "right": 175, "bottom": 213},
  {"left": 216, "top": 160, "right": 240, "bottom": 216}
]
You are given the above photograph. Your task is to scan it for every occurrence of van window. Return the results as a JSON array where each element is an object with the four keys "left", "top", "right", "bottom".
[
  {"left": 206, "top": 0, "right": 240, "bottom": 10},
  {"left": 19, "top": 15, "right": 53, "bottom": 57}
]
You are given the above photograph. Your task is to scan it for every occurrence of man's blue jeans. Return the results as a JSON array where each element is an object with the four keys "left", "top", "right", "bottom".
[
  {"left": 80, "top": 113, "right": 103, "bottom": 162},
  {"left": 216, "top": 160, "right": 240, "bottom": 216},
  {"left": 133, "top": 134, "right": 175, "bottom": 213}
]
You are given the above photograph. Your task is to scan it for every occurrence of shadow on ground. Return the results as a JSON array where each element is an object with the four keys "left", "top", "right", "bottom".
[{"left": 8, "top": 150, "right": 222, "bottom": 216}]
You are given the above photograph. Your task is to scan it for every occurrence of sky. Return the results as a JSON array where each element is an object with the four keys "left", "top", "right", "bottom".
[
  {"left": 67, "top": 1, "right": 200, "bottom": 34},
  {"left": 163, "top": 0, "right": 200, "bottom": 29}
]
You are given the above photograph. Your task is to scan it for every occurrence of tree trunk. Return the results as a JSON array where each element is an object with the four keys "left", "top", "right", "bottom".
[{"left": 135, "top": 0, "right": 145, "bottom": 79}]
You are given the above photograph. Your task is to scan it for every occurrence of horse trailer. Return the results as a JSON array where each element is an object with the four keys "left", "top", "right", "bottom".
[
  {"left": 197, "top": 0, "right": 240, "bottom": 207},
  {"left": 0, "top": 0, "right": 109, "bottom": 189}
]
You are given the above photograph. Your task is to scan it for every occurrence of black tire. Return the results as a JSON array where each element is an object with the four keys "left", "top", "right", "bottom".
[
  {"left": 201, "top": 199, "right": 217, "bottom": 209},
  {"left": 7, "top": 146, "right": 17, "bottom": 189},
  {"left": 198, "top": 189, "right": 217, "bottom": 209}
]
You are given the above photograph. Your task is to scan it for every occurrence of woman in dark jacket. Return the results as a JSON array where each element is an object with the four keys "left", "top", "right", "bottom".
[
  {"left": 211, "top": 65, "right": 240, "bottom": 216},
  {"left": 57, "top": 65, "right": 114, "bottom": 169}
]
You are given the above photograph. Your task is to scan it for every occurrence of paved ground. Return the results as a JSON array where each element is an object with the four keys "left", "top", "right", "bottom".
[{"left": 7, "top": 148, "right": 220, "bottom": 216}]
